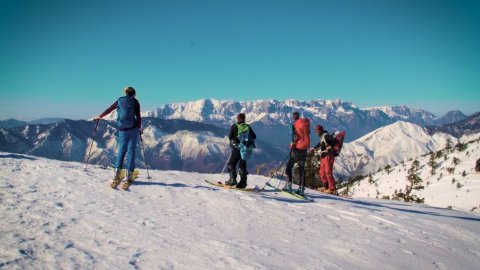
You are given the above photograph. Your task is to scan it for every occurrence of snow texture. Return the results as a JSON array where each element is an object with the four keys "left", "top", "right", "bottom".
[{"left": 1, "top": 153, "right": 479, "bottom": 269}]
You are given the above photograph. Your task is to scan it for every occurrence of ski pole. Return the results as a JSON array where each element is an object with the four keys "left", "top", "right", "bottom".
[
  {"left": 139, "top": 132, "right": 151, "bottom": 179},
  {"left": 84, "top": 119, "right": 100, "bottom": 171},
  {"left": 276, "top": 166, "right": 287, "bottom": 190},
  {"left": 220, "top": 152, "right": 232, "bottom": 175},
  {"left": 261, "top": 152, "right": 290, "bottom": 190}
]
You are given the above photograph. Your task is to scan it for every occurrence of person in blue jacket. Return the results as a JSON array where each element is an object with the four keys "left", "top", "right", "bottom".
[{"left": 95, "top": 87, "right": 142, "bottom": 187}]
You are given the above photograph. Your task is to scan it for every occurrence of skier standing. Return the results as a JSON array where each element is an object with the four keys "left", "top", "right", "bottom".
[
  {"left": 94, "top": 87, "right": 142, "bottom": 188},
  {"left": 312, "top": 125, "right": 337, "bottom": 194},
  {"left": 225, "top": 113, "right": 256, "bottom": 189},
  {"left": 283, "top": 112, "right": 310, "bottom": 196}
]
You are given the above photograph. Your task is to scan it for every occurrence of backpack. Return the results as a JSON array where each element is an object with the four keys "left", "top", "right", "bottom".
[
  {"left": 332, "top": 131, "right": 346, "bottom": 157},
  {"left": 116, "top": 96, "right": 137, "bottom": 129},
  {"left": 294, "top": 118, "right": 310, "bottom": 150},
  {"left": 236, "top": 123, "right": 255, "bottom": 160}
]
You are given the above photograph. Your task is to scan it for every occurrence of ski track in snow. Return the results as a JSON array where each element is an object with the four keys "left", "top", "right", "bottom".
[{"left": 1, "top": 153, "right": 480, "bottom": 269}]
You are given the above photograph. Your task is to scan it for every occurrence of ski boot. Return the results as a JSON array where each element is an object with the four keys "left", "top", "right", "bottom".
[
  {"left": 110, "top": 169, "right": 123, "bottom": 188},
  {"left": 324, "top": 189, "right": 338, "bottom": 195},
  {"left": 225, "top": 178, "right": 237, "bottom": 186},
  {"left": 317, "top": 182, "right": 328, "bottom": 192},
  {"left": 295, "top": 186, "right": 305, "bottom": 197},
  {"left": 282, "top": 182, "right": 293, "bottom": 193},
  {"left": 236, "top": 174, "right": 247, "bottom": 189},
  {"left": 121, "top": 171, "right": 135, "bottom": 190}
]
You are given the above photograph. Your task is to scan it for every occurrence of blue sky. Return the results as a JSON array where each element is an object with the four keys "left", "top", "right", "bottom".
[{"left": 1, "top": 0, "right": 479, "bottom": 120}]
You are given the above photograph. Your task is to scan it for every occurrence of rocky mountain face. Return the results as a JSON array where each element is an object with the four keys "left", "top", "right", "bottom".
[
  {"left": 0, "top": 118, "right": 286, "bottom": 175},
  {"left": 434, "top": 110, "right": 467, "bottom": 125},
  {"left": 426, "top": 112, "right": 480, "bottom": 138}
]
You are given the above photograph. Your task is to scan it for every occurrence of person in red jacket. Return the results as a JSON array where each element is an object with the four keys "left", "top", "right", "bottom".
[
  {"left": 312, "top": 125, "right": 337, "bottom": 195},
  {"left": 283, "top": 112, "right": 310, "bottom": 196},
  {"left": 94, "top": 87, "right": 142, "bottom": 188}
]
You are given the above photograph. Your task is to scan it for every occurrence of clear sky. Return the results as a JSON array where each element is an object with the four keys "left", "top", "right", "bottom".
[{"left": 1, "top": 0, "right": 479, "bottom": 120}]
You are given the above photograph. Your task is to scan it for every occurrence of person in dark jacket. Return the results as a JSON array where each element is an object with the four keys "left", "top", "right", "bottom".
[
  {"left": 225, "top": 113, "right": 256, "bottom": 189},
  {"left": 94, "top": 87, "right": 142, "bottom": 187},
  {"left": 312, "top": 124, "right": 337, "bottom": 194}
]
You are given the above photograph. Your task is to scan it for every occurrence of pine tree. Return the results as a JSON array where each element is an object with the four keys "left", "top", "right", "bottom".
[
  {"left": 476, "top": 158, "right": 480, "bottom": 172},
  {"left": 304, "top": 150, "right": 320, "bottom": 189},
  {"left": 445, "top": 138, "right": 453, "bottom": 152},
  {"left": 399, "top": 160, "right": 424, "bottom": 203},
  {"left": 455, "top": 142, "right": 467, "bottom": 152},
  {"left": 453, "top": 157, "right": 461, "bottom": 166},
  {"left": 368, "top": 173, "right": 374, "bottom": 184},
  {"left": 385, "top": 165, "right": 392, "bottom": 174},
  {"left": 428, "top": 152, "right": 437, "bottom": 175}
]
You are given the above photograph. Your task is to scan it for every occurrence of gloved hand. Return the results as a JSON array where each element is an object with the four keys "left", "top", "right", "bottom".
[{"left": 230, "top": 140, "right": 239, "bottom": 149}]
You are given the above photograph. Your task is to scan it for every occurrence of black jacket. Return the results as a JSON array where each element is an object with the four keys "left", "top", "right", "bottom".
[
  {"left": 313, "top": 130, "right": 334, "bottom": 151},
  {"left": 229, "top": 122, "right": 257, "bottom": 149}
]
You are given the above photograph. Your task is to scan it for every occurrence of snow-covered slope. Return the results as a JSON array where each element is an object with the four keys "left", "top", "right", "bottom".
[
  {"left": 1, "top": 153, "right": 479, "bottom": 269},
  {"left": 341, "top": 134, "right": 480, "bottom": 212},
  {"left": 335, "top": 121, "right": 456, "bottom": 179}
]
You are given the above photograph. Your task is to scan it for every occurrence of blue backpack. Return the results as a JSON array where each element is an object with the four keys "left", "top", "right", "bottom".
[
  {"left": 237, "top": 123, "right": 255, "bottom": 160},
  {"left": 116, "top": 96, "right": 137, "bottom": 129}
]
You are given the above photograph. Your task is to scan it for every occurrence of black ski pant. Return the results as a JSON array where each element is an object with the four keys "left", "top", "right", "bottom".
[
  {"left": 228, "top": 148, "right": 247, "bottom": 183},
  {"left": 285, "top": 148, "right": 307, "bottom": 187}
]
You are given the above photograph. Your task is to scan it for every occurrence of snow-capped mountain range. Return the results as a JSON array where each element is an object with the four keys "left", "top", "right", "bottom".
[
  {"left": 0, "top": 118, "right": 286, "bottom": 174},
  {"left": 340, "top": 133, "right": 480, "bottom": 212},
  {"left": 106, "top": 98, "right": 466, "bottom": 145},
  {"left": 0, "top": 99, "right": 476, "bottom": 180}
]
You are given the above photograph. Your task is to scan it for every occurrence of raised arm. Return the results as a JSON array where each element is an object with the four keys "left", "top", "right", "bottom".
[{"left": 97, "top": 101, "right": 118, "bottom": 119}]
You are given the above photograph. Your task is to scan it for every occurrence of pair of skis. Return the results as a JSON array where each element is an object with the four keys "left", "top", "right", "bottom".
[
  {"left": 263, "top": 182, "right": 314, "bottom": 202},
  {"left": 204, "top": 180, "right": 313, "bottom": 201},
  {"left": 203, "top": 180, "right": 261, "bottom": 192}
]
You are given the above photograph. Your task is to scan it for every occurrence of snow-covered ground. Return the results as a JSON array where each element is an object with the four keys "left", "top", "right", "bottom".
[
  {"left": 1, "top": 153, "right": 480, "bottom": 269},
  {"left": 344, "top": 134, "right": 480, "bottom": 212}
]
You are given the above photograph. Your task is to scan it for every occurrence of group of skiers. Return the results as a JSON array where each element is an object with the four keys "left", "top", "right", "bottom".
[
  {"left": 94, "top": 87, "right": 341, "bottom": 196},
  {"left": 280, "top": 112, "right": 341, "bottom": 196}
]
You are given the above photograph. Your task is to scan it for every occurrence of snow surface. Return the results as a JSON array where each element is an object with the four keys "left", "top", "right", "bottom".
[
  {"left": 342, "top": 134, "right": 480, "bottom": 212},
  {"left": 1, "top": 153, "right": 480, "bottom": 269}
]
